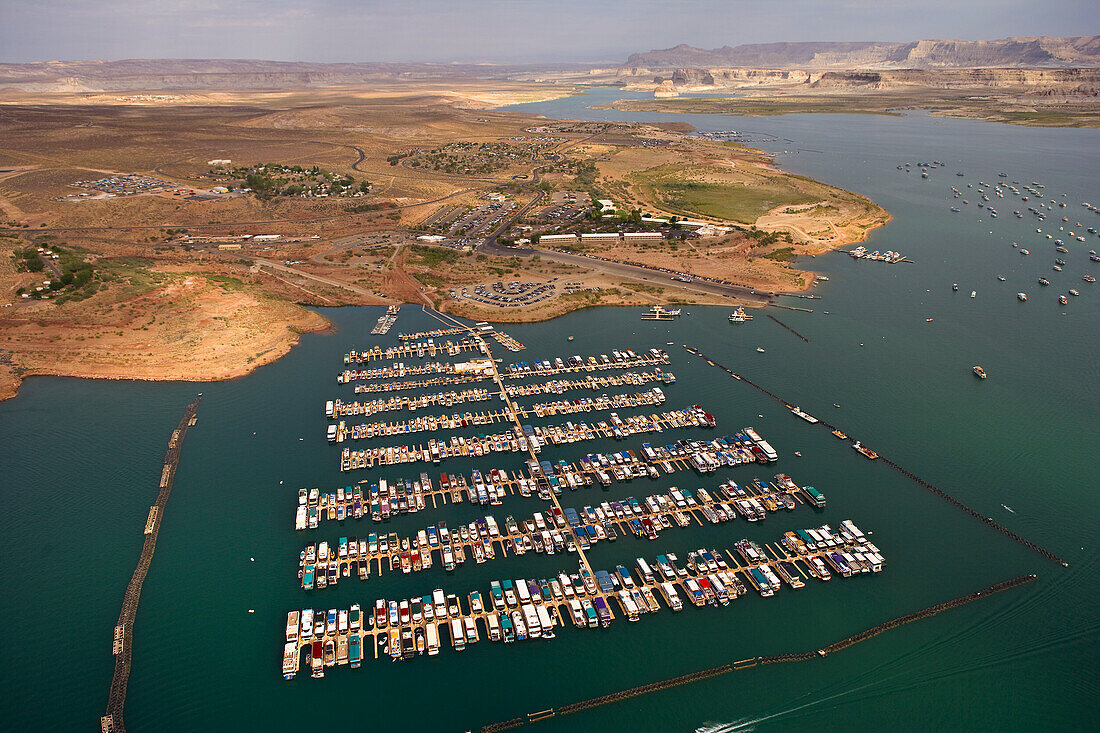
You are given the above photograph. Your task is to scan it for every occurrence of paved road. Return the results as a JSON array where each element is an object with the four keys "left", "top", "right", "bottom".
[{"left": 478, "top": 240, "right": 771, "bottom": 305}]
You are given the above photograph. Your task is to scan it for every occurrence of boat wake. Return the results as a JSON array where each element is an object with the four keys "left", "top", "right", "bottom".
[
  {"left": 692, "top": 680, "right": 887, "bottom": 732},
  {"left": 695, "top": 721, "right": 754, "bottom": 733}
]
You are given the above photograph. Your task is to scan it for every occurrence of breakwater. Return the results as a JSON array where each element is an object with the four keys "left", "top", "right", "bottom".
[
  {"left": 766, "top": 314, "right": 810, "bottom": 342},
  {"left": 683, "top": 345, "right": 1068, "bottom": 566},
  {"left": 479, "top": 574, "right": 1036, "bottom": 731},
  {"left": 101, "top": 396, "right": 201, "bottom": 733}
]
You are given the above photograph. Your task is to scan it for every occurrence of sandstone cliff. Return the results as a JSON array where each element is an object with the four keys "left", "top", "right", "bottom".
[{"left": 625, "top": 36, "right": 1100, "bottom": 70}]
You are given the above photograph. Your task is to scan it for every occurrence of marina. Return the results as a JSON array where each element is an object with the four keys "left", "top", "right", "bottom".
[
  {"left": 370, "top": 305, "right": 401, "bottom": 335},
  {"left": 328, "top": 389, "right": 673, "bottom": 442},
  {"left": 7, "top": 88, "right": 1091, "bottom": 733},
  {"left": 846, "top": 246, "right": 912, "bottom": 263},
  {"left": 281, "top": 518, "right": 886, "bottom": 676},
  {"left": 327, "top": 388, "right": 494, "bottom": 418},
  {"left": 296, "top": 473, "right": 825, "bottom": 586},
  {"left": 502, "top": 370, "right": 675, "bottom": 396},
  {"left": 298, "top": 428, "right": 782, "bottom": 530},
  {"left": 282, "top": 320, "right": 898, "bottom": 682},
  {"left": 337, "top": 407, "right": 718, "bottom": 470}
]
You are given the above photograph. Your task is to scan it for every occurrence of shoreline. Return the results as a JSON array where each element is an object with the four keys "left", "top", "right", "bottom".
[
  {"left": 595, "top": 98, "right": 1100, "bottom": 129},
  {"left": 0, "top": 307, "right": 330, "bottom": 405},
  {"left": 0, "top": 88, "right": 890, "bottom": 401}
]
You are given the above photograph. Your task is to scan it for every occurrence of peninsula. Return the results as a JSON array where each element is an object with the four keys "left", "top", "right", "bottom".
[{"left": 0, "top": 64, "right": 892, "bottom": 400}]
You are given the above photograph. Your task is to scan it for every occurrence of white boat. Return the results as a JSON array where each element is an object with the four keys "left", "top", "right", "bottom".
[
  {"left": 789, "top": 405, "right": 819, "bottom": 423},
  {"left": 728, "top": 306, "right": 753, "bottom": 323},
  {"left": 1017, "top": 292, "right": 1028, "bottom": 301}
]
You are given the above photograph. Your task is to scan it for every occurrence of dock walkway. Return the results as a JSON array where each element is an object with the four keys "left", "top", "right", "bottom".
[
  {"left": 297, "top": 477, "right": 816, "bottom": 587},
  {"left": 282, "top": 520, "right": 887, "bottom": 677},
  {"left": 338, "top": 407, "right": 715, "bottom": 471}
]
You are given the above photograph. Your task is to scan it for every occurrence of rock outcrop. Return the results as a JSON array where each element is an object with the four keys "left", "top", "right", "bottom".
[{"left": 625, "top": 36, "right": 1100, "bottom": 70}]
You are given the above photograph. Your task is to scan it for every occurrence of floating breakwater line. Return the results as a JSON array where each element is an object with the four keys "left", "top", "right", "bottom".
[
  {"left": 478, "top": 574, "right": 1036, "bottom": 731},
  {"left": 102, "top": 396, "right": 201, "bottom": 733},
  {"left": 683, "top": 345, "right": 1068, "bottom": 567},
  {"left": 766, "top": 314, "right": 810, "bottom": 342}
]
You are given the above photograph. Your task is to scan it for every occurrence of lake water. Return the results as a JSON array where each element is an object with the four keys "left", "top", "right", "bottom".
[{"left": 0, "top": 87, "right": 1097, "bottom": 732}]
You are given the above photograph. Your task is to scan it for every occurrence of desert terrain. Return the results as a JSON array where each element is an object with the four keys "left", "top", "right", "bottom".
[
  {"left": 525, "top": 36, "right": 1100, "bottom": 127},
  {"left": 0, "top": 67, "right": 894, "bottom": 400}
]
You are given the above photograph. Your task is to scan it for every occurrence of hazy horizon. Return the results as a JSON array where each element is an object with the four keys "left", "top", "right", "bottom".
[{"left": 1, "top": 0, "right": 1097, "bottom": 65}]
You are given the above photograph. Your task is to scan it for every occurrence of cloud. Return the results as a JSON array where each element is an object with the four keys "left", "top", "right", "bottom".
[{"left": 0, "top": 0, "right": 1096, "bottom": 63}]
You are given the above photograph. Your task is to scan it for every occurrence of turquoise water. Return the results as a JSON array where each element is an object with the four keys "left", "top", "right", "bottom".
[{"left": 1, "top": 89, "right": 1098, "bottom": 731}]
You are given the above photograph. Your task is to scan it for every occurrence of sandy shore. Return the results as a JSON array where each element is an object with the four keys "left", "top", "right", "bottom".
[{"left": 0, "top": 275, "right": 329, "bottom": 403}]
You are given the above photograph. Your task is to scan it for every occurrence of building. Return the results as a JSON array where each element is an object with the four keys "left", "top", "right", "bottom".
[
  {"left": 454, "top": 359, "right": 494, "bottom": 375},
  {"left": 539, "top": 233, "right": 580, "bottom": 244},
  {"left": 597, "top": 199, "right": 616, "bottom": 213}
]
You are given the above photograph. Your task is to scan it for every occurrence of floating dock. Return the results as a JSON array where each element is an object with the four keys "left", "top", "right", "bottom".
[
  {"left": 503, "top": 370, "right": 675, "bottom": 397},
  {"left": 338, "top": 406, "right": 716, "bottom": 471},
  {"left": 329, "top": 388, "right": 493, "bottom": 418},
  {"left": 297, "top": 473, "right": 822, "bottom": 587},
  {"left": 281, "top": 328, "right": 900, "bottom": 684},
  {"left": 300, "top": 429, "right": 780, "bottom": 530},
  {"left": 330, "top": 389, "right": 671, "bottom": 442},
  {"left": 280, "top": 520, "right": 885, "bottom": 677}
]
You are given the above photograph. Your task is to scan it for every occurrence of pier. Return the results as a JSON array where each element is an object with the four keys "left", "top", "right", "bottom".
[
  {"left": 296, "top": 475, "right": 820, "bottom": 587},
  {"left": 329, "top": 388, "right": 494, "bottom": 418},
  {"left": 338, "top": 406, "right": 716, "bottom": 471},
  {"left": 282, "top": 519, "right": 887, "bottom": 679},
  {"left": 354, "top": 373, "right": 490, "bottom": 394},
  {"left": 330, "top": 389, "right": 671, "bottom": 443},
  {"left": 503, "top": 370, "right": 675, "bottom": 397},
  {"left": 683, "top": 345, "right": 1068, "bottom": 566},
  {"left": 102, "top": 396, "right": 200, "bottom": 733},
  {"left": 303, "top": 431, "right": 777, "bottom": 530}
]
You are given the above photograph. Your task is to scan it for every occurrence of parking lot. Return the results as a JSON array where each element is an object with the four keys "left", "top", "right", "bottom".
[{"left": 451, "top": 279, "right": 557, "bottom": 308}]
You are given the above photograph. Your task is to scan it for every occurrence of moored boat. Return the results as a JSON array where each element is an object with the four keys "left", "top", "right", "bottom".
[
  {"left": 728, "top": 306, "right": 753, "bottom": 323},
  {"left": 852, "top": 441, "right": 879, "bottom": 460}
]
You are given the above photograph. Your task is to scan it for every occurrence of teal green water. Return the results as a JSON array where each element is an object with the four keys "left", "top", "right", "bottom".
[{"left": 1, "top": 89, "right": 1097, "bottom": 731}]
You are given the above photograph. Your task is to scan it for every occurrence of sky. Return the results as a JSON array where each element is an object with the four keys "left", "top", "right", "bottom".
[{"left": 0, "top": 0, "right": 1097, "bottom": 64}]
